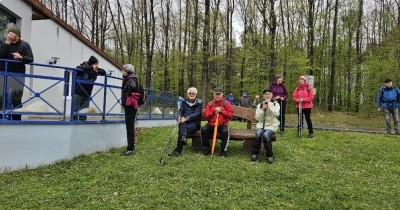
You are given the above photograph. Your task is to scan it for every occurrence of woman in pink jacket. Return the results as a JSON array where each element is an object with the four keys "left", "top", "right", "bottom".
[{"left": 292, "top": 75, "right": 314, "bottom": 138}]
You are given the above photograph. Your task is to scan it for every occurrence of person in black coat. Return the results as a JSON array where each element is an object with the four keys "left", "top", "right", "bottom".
[
  {"left": 169, "top": 87, "right": 203, "bottom": 156},
  {"left": 73, "top": 55, "right": 106, "bottom": 120},
  {"left": 0, "top": 25, "right": 34, "bottom": 120},
  {"left": 120, "top": 64, "right": 139, "bottom": 156}
]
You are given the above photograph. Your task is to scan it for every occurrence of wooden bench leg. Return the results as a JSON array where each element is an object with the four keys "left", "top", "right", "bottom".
[
  {"left": 242, "top": 139, "right": 253, "bottom": 154},
  {"left": 191, "top": 137, "right": 203, "bottom": 151}
]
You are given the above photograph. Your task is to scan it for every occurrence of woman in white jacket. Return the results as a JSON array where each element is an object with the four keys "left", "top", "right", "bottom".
[{"left": 251, "top": 89, "right": 280, "bottom": 163}]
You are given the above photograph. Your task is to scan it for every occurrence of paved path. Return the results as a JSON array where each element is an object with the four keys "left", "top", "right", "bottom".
[{"left": 285, "top": 123, "right": 395, "bottom": 135}]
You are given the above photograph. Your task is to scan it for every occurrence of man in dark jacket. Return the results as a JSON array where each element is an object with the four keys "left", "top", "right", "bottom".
[
  {"left": 169, "top": 87, "right": 203, "bottom": 156},
  {"left": 73, "top": 56, "right": 106, "bottom": 120},
  {"left": 0, "top": 25, "right": 34, "bottom": 120},
  {"left": 201, "top": 88, "right": 234, "bottom": 157}
]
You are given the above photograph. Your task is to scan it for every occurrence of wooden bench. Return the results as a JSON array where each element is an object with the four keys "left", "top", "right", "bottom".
[{"left": 187, "top": 105, "right": 270, "bottom": 153}]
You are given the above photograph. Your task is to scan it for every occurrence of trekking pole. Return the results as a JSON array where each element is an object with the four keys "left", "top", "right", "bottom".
[
  {"left": 159, "top": 122, "right": 179, "bottom": 166},
  {"left": 298, "top": 102, "right": 303, "bottom": 138},
  {"left": 211, "top": 113, "right": 219, "bottom": 155},
  {"left": 279, "top": 100, "right": 283, "bottom": 135},
  {"left": 258, "top": 107, "right": 267, "bottom": 162}
]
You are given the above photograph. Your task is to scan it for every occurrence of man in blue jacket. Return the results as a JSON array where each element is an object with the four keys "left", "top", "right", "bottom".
[
  {"left": 169, "top": 87, "right": 203, "bottom": 156},
  {"left": 377, "top": 79, "right": 400, "bottom": 134}
]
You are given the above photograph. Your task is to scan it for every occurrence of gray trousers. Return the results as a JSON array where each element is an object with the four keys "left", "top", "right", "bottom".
[{"left": 384, "top": 109, "right": 399, "bottom": 134}]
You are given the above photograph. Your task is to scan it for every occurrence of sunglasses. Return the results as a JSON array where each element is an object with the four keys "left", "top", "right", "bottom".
[{"left": 188, "top": 92, "right": 196, "bottom": 95}]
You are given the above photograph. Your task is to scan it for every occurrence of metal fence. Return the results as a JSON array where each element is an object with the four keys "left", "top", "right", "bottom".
[{"left": 0, "top": 59, "right": 177, "bottom": 124}]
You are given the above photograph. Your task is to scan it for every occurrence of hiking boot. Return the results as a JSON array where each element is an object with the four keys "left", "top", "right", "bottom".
[
  {"left": 121, "top": 150, "right": 135, "bottom": 156},
  {"left": 266, "top": 156, "right": 274, "bottom": 164},
  {"left": 203, "top": 148, "right": 211, "bottom": 156},
  {"left": 180, "top": 136, "right": 188, "bottom": 146},
  {"left": 168, "top": 150, "right": 181, "bottom": 157},
  {"left": 220, "top": 151, "right": 228, "bottom": 158},
  {"left": 308, "top": 133, "right": 314, "bottom": 138},
  {"left": 271, "top": 133, "right": 277, "bottom": 142},
  {"left": 251, "top": 154, "right": 258, "bottom": 161}
]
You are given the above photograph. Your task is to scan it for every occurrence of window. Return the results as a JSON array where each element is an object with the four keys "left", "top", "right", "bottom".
[{"left": 0, "top": 8, "right": 16, "bottom": 39}]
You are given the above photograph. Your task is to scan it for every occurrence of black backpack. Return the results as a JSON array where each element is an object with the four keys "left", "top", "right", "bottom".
[{"left": 133, "top": 77, "right": 147, "bottom": 106}]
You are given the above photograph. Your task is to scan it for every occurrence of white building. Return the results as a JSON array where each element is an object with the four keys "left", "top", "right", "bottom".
[{"left": 0, "top": 0, "right": 175, "bottom": 172}]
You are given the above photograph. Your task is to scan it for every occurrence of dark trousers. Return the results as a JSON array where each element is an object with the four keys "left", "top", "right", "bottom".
[
  {"left": 201, "top": 124, "right": 230, "bottom": 153},
  {"left": 125, "top": 105, "right": 138, "bottom": 151},
  {"left": 252, "top": 128, "right": 274, "bottom": 157},
  {"left": 278, "top": 101, "right": 286, "bottom": 132},
  {"left": 174, "top": 121, "right": 200, "bottom": 153},
  {"left": 73, "top": 94, "right": 90, "bottom": 120},
  {"left": 297, "top": 108, "right": 313, "bottom": 134}
]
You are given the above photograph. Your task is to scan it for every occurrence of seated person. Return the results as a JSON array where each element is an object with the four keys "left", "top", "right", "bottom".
[
  {"left": 251, "top": 89, "right": 280, "bottom": 163},
  {"left": 169, "top": 87, "right": 203, "bottom": 156},
  {"left": 201, "top": 88, "right": 233, "bottom": 157}
]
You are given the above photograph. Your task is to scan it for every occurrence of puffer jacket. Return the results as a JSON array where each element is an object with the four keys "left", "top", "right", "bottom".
[
  {"left": 376, "top": 85, "right": 400, "bottom": 110},
  {"left": 255, "top": 100, "right": 280, "bottom": 131},
  {"left": 292, "top": 83, "right": 314, "bottom": 109},
  {"left": 205, "top": 99, "right": 233, "bottom": 126},
  {"left": 178, "top": 98, "right": 203, "bottom": 128}
]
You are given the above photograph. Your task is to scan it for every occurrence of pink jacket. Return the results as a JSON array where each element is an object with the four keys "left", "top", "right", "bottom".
[{"left": 292, "top": 83, "right": 314, "bottom": 109}]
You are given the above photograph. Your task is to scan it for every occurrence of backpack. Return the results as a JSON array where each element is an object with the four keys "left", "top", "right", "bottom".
[{"left": 132, "top": 77, "right": 147, "bottom": 106}]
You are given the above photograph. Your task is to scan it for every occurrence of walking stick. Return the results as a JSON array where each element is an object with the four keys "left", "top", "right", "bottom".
[
  {"left": 258, "top": 107, "right": 267, "bottom": 162},
  {"left": 211, "top": 113, "right": 219, "bottom": 155},
  {"left": 159, "top": 122, "right": 179, "bottom": 166},
  {"left": 279, "top": 100, "right": 283, "bottom": 135},
  {"left": 298, "top": 102, "right": 303, "bottom": 138}
]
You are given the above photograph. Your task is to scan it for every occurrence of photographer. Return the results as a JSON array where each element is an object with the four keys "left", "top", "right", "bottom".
[
  {"left": 73, "top": 56, "right": 106, "bottom": 120},
  {"left": 251, "top": 89, "right": 280, "bottom": 163}
]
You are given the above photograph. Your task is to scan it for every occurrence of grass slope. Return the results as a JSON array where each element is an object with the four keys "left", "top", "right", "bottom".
[{"left": 1, "top": 126, "right": 399, "bottom": 209}]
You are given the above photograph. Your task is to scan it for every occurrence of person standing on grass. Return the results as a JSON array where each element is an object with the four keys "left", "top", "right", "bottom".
[
  {"left": 121, "top": 64, "right": 140, "bottom": 156},
  {"left": 201, "top": 88, "right": 233, "bottom": 157},
  {"left": 292, "top": 75, "right": 314, "bottom": 138},
  {"left": 251, "top": 89, "right": 280, "bottom": 163},
  {"left": 169, "top": 87, "right": 203, "bottom": 156},
  {"left": 377, "top": 79, "right": 400, "bottom": 135},
  {"left": 270, "top": 74, "right": 288, "bottom": 133}
]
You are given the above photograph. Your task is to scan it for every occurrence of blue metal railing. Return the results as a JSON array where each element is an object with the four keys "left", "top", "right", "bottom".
[{"left": 0, "top": 59, "right": 177, "bottom": 124}]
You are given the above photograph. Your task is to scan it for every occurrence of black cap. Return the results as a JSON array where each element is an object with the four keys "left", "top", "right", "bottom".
[
  {"left": 88, "top": 56, "right": 99, "bottom": 66},
  {"left": 263, "top": 89, "right": 272, "bottom": 94},
  {"left": 214, "top": 87, "right": 223, "bottom": 93}
]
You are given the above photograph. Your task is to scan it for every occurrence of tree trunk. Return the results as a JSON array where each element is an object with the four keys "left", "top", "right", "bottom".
[
  {"left": 354, "top": 0, "right": 363, "bottom": 112},
  {"left": 328, "top": 0, "right": 339, "bottom": 111}
]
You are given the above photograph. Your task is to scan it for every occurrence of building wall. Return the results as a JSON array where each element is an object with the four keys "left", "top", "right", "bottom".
[{"left": 0, "top": 0, "right": 32, "bottom": 42}]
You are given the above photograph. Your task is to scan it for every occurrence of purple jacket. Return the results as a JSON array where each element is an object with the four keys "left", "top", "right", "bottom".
[{"left": 270, "top": 82, "right": 288, "bottom": 102}]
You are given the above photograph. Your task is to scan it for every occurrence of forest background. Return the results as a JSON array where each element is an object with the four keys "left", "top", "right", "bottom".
[{"left": 40, "top": 0, "right": 400, "bottom": 113}]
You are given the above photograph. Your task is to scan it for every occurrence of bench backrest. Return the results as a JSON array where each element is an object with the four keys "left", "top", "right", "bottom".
[{"left": 200, "top": 105, "right": 256, "bottom": 129}]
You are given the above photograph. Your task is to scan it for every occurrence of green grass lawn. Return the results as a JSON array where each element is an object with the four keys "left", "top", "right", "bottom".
[{"left": 1, "top": 125, "right": 400, "bottom": 209}]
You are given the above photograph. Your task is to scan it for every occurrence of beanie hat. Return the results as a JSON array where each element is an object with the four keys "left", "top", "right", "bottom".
[
  {"left": 299, "top": 75, "right": 308, "bottom": 83},
  {"left": 88, "top": 56, "right": 99, "bottom": 66},
  {"left": 8, "top": 25, "right": 21, "bottom": 37},
  {"left": 122, "top": 64, "right": 135, "bottom": 74}
]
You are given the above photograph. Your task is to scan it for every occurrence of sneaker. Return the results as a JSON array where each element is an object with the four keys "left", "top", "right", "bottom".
[
  {"left": 271, "top": 133, "right": 277, "bottom": 142},
  {"left": 266, "top": 156, "right": 274, "bottom": 164},
  {"left": 251, "top": 154, "right": 258, "bottom": 161},
  {"left": 121, "top": 150, "right": 135, "bottom": 156},
  {"left": 203, "top": 148, "right": 211, "bottom": 156},
  {"left": 180, "top": 136, "right": 188, "bottom": 146},
  {"left": 308, "top": 133, "right": 314, "bottom": 138},
  {"left": 168, "top": 150, "right": 181, "bottom": 157}
]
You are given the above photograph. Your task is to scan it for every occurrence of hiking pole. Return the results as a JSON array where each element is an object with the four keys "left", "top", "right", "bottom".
[
  {"left": 258, "top": 107, "right": 267, "bottom": 162},
  {"left": 279, "top": 100, "right": 283, "bottom": 135},
  {"left": 211, "top": 113, "right": 219, "bottom": 155},
  {"left": 159, "top": 122, "right": 179, "bottom": 166},
  {"left": 298, "top": 102, "right": 303, "bottom": 138}
]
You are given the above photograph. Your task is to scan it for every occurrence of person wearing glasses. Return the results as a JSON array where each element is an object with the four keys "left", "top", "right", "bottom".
[
  {"left": 169, "top": 87, "right": 203, "bottom": 156},
  {"left": 201, "top": 88, "right": 234, "bottom": 157}
]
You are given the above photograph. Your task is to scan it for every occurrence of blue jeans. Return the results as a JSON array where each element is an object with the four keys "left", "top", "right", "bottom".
[{"left": 252, "top": 128, "right": 274, "bottom": 157}]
